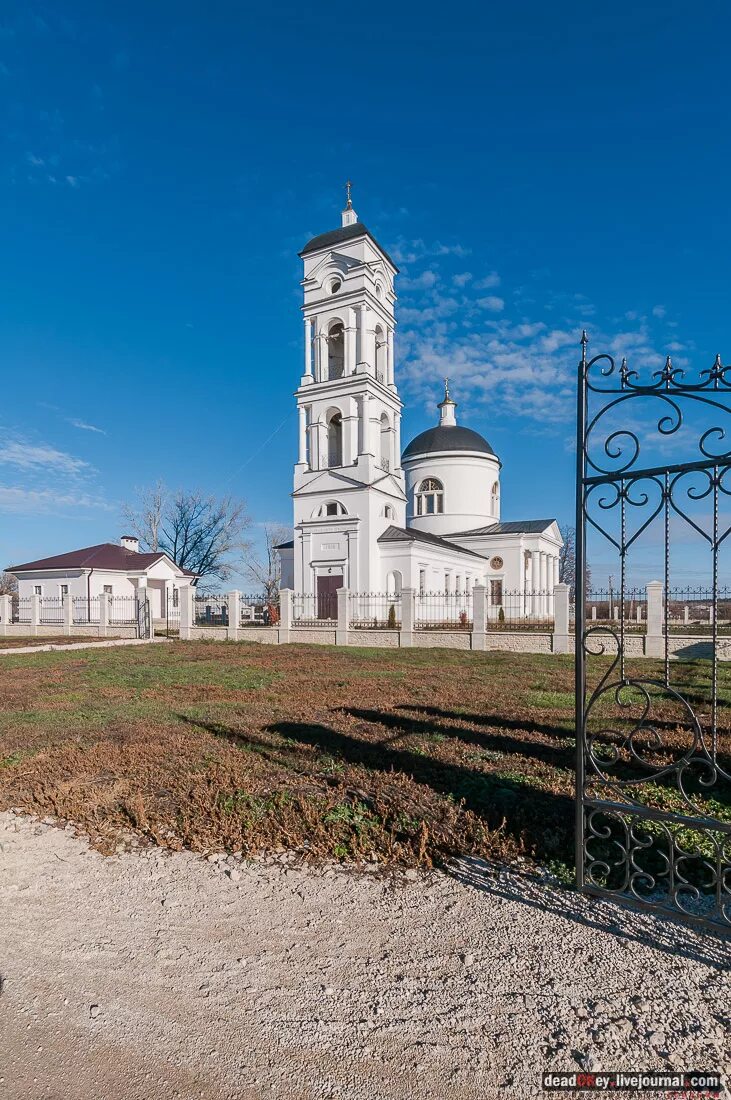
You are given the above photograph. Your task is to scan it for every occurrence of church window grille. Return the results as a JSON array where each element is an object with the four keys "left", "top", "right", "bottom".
[
  {"left": 490, "top": 579, "right": 503, "bottom": 606},
  {"left": 416, "top": 477, "right": 444, "bottom": 516},
  {"left": 491, "top": 480, "right": 500, "bottom": 514},
  {"left": 419, "top": 569, "right": 426, "bottom": 594}
]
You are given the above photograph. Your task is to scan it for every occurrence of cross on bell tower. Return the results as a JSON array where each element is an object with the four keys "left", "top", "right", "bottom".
[{"left": 342, "top": 179, "right": 358, "bottom": 227}]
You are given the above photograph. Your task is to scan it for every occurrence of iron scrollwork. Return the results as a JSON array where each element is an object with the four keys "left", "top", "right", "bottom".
[{"left": 576, "top": 332, "right": 731, "bottom": 932}]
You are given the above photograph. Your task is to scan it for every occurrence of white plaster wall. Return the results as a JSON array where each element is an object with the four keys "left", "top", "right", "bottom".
[{"left": 404, "top": 450, "right": 501, "bottom": 537}]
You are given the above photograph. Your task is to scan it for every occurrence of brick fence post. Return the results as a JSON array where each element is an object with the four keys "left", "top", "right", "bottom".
[
  {"left": 0, "top": 594, "right": 10, "bottom": 636},
  {"left": 471, "top": 585, "right": 486, "bottom": 651},
  {"left": 400, "top": 588, "right": 415, "bottom": 647},
  {"left": 336, "top": 587, "right": 349, "bottom": 646},
  {"left": 645, "top": 580, "right": 664, "bottom": 657},
  {"left": 228, "top": 590, "right": 240, "bottom": 642},
  {"left": 279, "top": 588, "right": 292, "bottom": 644},
  {"left": 552, "top": 583, "right": 571, "bottom": 654}
]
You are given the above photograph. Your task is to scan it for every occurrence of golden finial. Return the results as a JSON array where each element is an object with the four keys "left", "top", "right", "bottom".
[
  {"left": 345, "top": 179, "right": 353, "bottom": 209},
  {"left": 444, "top": 376, "right": 450, "bottom": 400}
]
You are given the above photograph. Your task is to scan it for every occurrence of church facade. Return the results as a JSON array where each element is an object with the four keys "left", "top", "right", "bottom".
[{"left": 277, "top": 196, "right": 562, "bottom": 610}]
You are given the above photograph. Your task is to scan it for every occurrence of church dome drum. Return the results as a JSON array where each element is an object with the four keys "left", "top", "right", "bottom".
[{"left": 402, "top": 383, "right": 501, "bottom": 537}]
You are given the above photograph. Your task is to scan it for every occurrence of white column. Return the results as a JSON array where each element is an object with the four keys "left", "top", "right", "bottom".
[
  {"left": 303, "top": 317, "right": 313, "bottom": 380},
  {"left": 357, "top": 304, "right": 368, "bottom": 370},
  {"left": 345, "top": 309, "right": 357, "bottom": 376},
  {"left": 317, "top": 327, "right": 328, "bottom": 382},
  {"left": 553, "top": 555, "right": 560, "bottom": 586},
  {"left": 360, "top": 394, "right": 372, "bottom": 455},
  {"left": 538, "top": 550, "right": 545, "bottom": 620},
  {"left": 387, "top": 328, "right": 395, "bottom": 387},
  {"left": 394, "top": 411, "right": 402, "bottom": 469},
  {"left": 298, "top": 406, "right": 308, "bottom": 465}
]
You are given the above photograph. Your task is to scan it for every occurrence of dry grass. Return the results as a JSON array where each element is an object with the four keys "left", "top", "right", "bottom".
[
  {"left": 0, "top": 636, "right": 122, "bottom": 649},
  {"left": 0, "top": 641, "right": 728, "bottom": 873}
]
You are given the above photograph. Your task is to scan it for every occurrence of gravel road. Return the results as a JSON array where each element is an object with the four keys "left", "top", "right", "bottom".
[{"left": 1, "top": 810, "right": 729, "bottom": 1099}]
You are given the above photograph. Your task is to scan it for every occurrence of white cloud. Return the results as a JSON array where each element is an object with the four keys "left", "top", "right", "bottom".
[
  {"left": 67, "top": 418, "right": 106, "bottom": 434},
  {"left": 476, "top": 296, "right": 504, "bottom": 312},
  {"left": 652, "top": 305, "right": 666, "bottom": 318},
  {"left": 0, "top": 439, "right": 90, "bottom": 474},
  {"left": 400, "top": 269, "right": 439, "bottom": 291},
  {"left": 0, "top": 487, "right": 112, "bottom": 515},
  {"left": 474, "top": 272, "right": 500, "bottom": 290},
  {"left": 452, "top": 272, "right": 472, "bottom": 287}
]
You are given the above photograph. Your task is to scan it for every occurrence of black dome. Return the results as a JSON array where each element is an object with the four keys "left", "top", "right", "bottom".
[{"left": 402, "top": 424, "right": 497, "bottom": 459}]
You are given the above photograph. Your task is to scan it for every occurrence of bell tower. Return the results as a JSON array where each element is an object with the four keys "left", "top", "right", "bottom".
[{"left": 291, "top": 188, "right": 406, "bottom": 594}]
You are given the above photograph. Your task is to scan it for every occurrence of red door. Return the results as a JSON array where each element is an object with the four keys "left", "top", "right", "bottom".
[{"left": 317, "top": 575, "right": 342, "bottom": 620}]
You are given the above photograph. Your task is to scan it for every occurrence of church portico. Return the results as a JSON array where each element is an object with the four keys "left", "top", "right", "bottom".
[{"left": 278, "top": 190, "right": 563, "bottom": 606}]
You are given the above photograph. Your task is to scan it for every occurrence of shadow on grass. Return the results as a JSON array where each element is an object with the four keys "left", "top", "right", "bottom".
[
  {"left": 340, "top": 705, "right": 574, "bottom": 771},
  {"left": 265, "top": 718, "right": 573, "bottom": 864}
]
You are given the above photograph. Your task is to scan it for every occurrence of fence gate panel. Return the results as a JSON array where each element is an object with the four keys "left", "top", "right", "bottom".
[{"left": 576, "top": 331, "right": 731, "bottom": 932}]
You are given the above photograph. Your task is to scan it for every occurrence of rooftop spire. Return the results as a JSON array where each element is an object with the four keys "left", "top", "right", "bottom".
[
  {"left": 438, "top": 378, "right": 457, "bottom": 426},
  {"left": 341, "top": 179, "right": 358, "bottom": 227}
]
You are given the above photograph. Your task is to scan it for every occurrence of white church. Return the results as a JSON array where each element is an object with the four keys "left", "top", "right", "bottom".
[{"left": 277, "top": 193, "right": 562, "bottom": 611}]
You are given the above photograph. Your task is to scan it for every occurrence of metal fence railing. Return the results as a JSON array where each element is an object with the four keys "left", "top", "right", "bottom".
[
  {"left": 292, "top": 592, "right": 338, "bottom": 624},
  {"left": 73, "top": 596, "right": 101, "bottom": 624},
  {"left": 415, "top": 590, "right": 473, "bottom": 629},
  {"left": 108, "top": 596, "right": 139, "bottom": 625},
  {"left": 240, "top": 594, "right": 279, "bottom": 627},
  {"left": 583, "top": 589, "right": 647, "bottom": 634},
  {"left": 11, "top": 596, "right": 31, "bottom": 623},
  {"left": 39, "top": 597, "right": 64, "bottom": 624},
  {"left": 194, "top": 594, "right": 229, "bottom": 627},
  {"left": 349, "top": 591, "right": 402, "bottom": 629},
  {"left": 486, "top": 588, "right": 554, "bottom": 631}
]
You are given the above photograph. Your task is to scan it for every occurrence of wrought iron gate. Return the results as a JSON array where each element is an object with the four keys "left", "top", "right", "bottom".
[{"left": 576, "top": 331, "right": 731, "bottom": 931}]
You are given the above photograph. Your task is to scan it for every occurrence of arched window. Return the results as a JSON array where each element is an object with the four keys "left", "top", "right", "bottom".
[
  {"left": 416, "top": 477, "right": 444, "bottom": 516},
  {"left": 386, "top": 570, "right": 402, "bottom": 595},
  {"left": 327, "top": 411, "right": 343, "bottom": 467},
  {"left": 379, "top": 412, "right": 391, "bottom": 470},
  {"left": 329, "top": 277, "right": 342, "bottom": 295},
  {"left": 314, "top": 500, "right": 347, "bottom": 517},
  {"left": 382, "top": 504, "right": 395, "bottom": 519},
  {"left": 327, "top": 321, "right": 344, "bottom": 380},
  {"left": 491, "top": 480, "right": 500, "bottom": 514},
  {"left": 374, "top": 324, "right": 387, "bottom": 383}
]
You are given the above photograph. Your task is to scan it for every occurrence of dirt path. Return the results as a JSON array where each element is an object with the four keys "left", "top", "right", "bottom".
[{"left": 1, "top": 811, "right": 729, "bottom": 1100}]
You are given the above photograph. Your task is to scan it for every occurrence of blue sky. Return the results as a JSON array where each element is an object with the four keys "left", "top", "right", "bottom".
[{"left": 1, "top": 1, "right": 729, "bottom": 587}]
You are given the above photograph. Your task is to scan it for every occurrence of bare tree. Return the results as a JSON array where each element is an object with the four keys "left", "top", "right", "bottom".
[
  {"left": 122, "top": 481, "right": 165, "bottom": 552},
  {"left": 558, "top": 523, "right": 591, "bottom": 596},
  {"left": 245, "top": 523, "right": 292, "bottom": 599},
  {"left": 0, "top": 571, "right": 18, "bottom": 596},
  {"left": 123, "top": 485, "right": 251, "bottom": 583},
  {"left": 558, "top": 524, "right": 576, "bottom": 591}
]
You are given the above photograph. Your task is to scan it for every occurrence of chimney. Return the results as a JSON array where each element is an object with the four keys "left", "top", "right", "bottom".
[{"left": 121, "top": 535, "right": 139, "bottom": 553}]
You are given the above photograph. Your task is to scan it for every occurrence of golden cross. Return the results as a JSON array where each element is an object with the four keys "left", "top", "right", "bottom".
[
  {"left": 444, "top": 376, "right": 450, "bottom": 399},
  {"left": 345, "top": 179, "right": 352, "bottom": 207}
]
